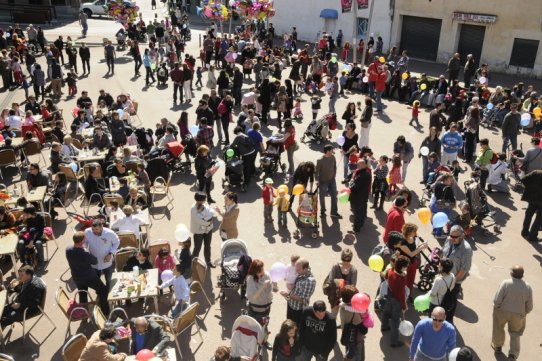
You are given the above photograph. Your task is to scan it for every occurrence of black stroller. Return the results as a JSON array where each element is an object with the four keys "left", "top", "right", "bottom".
[
  {"left": 417, "top": 246, "right": 442, "bottom": 292},
  {"left": 222, "top": 153, "right": 246, "bottom": 192},
  {"left": 259, "top": 135, "right": 286, "bottom": 178}
]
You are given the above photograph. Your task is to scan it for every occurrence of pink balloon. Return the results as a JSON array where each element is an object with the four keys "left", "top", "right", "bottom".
[
  {"left": 351, "top": 292, "right": 371, "bottom": 312},
  {"left": 362, "top": 311, "right": 374, "bottom": 328},
  {"left": 136, "top": 349, "right": 154, "bottom": 361},
  {"left": 340, "top": 188, "right": 351, "bottom": 195}
]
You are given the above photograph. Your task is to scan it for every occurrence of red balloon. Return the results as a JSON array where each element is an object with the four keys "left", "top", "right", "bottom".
[
  {"left": 136, "top": 349, "right": 154, "bottom": 361},
  {"left": 351, "top": 293, "right": 371, "bottom": 312},
  {"left": 340, "top": 188, "right": 351, "bottom": 195}
]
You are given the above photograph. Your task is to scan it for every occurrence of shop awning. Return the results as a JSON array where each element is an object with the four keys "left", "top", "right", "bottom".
[{"left": 320, "top": 9, "right": 339, "bottom": 19}]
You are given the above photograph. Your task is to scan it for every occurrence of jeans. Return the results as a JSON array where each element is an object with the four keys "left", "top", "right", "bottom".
[
  {"left": 81, "top": 58, "right": 90, "bottom": 73},
  {"left": 264, "top": 204, "right": 273, "bottom": 221},
  {"left": 343, "top": 154, "right": 350, "bottom": 179},
  {"left": 376, "top": 91, "right": 383, "bottom": 111},
  {"left": 286, "top": 305, "right": 302, "bottom": 325},
  {"left": 171, "top": 300, "right": 187, "bottom": 319},
  {"left": 277, "top": 209, "right": 287, "bottom": 225},
  {"left": 133, "top": 56, "right": 142, "bottom": 75},
  {"left": 145, "top": 66, "right": 155, "bottom": 84},
  {"left": 215, "top": 117, "right": 223, "bottom": 142},
  {"left": 328, "top": 95, "right": 337, "bottom": 114},
  {"left": 173, "top": 83, "right": 183, "bottom": 103},
  {"left": 319, "top": 179, "right": 338, "bottom": 215},
  {"left": 17, "top": 239, "right": 44, "bottom": 266},
  {"left": 298, "top": 346, "right": 329, "bottom": 361},
  {"left": 81, "top": 23, "right": 88, "bottom": 36},
  {"left": 368, "top": 81, "right": 375, "bottom": 97},
  {"left": 193, "top": 232, "right": 212, "bottom": 263},
  {"left": 198, "top": 176, "right": 212, "bottom": 199},
  {"left": 440, "top": 152, "right": 457, "bottom": 166},
  {"left": 286, "top": 145, "right": 295, "bottom": 175},
  {"left": 402, "top": 161, "right": 410, "bottom": 182},
  {"left": 381, "top": 297, "right": 402, "bottom": 345},
  {"left": 479, "top": 168, "right": 489, "bottom": 189},
  {"left": 221, "top": 115, "right": 230, "bottom": 144},
  {"left": 522, "top": 202, "right": 542, "bottom": 241},
  {"left": 106, "top": 56, "right": 115, "bottom": 72},
  {"left": 422, "top": 156, "right": 429, "bottom": 182},
  {"left": 232, "top": 86, "right": 242, "bottom": 106},
  {"left": 95, "top": 264, "right": 114, "bottom": 290},
  {"left": 502, "top": 135, "right": 518, "bottom": 153},
  {"left": 464, "top": 132, "right": 477, "bottom": 162}
]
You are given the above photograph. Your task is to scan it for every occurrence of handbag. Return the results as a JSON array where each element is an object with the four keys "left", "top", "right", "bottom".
[
  {"left": 67, "top": 298, "right": 88, "bottom": 320},
  {"left": 520, "top": 149, "right": 542, "bottom": 172},
  {"left": 340, "top": 313, "right": 357, "bottom": 346}
]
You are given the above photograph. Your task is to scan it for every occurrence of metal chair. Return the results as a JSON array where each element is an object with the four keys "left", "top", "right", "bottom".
[
  {"left": 166, "top": 302, "right": 203, "bottom": 357},
  {"left": 114, "top": 247, "right": 138, "bottom": 272},
  {"left": 190, "top": 258, "right": 212, "bottom": 307},
  {"left": 81, "top": 193, "right": 103, "bottom": 217},
  {"left": 59, "top": 164, "right": 85, "bottom": 200},
  {"left": 0, "top": 149, "right": 22, "bottom": 178},
  {"left": 103, "top": 193, "right": 124, "bottom": 208},
  {"left": 149, "top": 171, "right": 174, "bottom": 209},
  {"left": 39, "top": 212, "right": 60, "bottom": 262},
  {"left": 61, "top": 333, "right": 88, "bottom": 361},
  {"left": 124, "top": 161, "right": 140, "bottom": 173},
  {"left": 14, "top": 279, "right": 56, "bottom": 339},
  {"left": 21, "top": 139, "right": 46, "bottom": 166},
  {"left": 93, "top": 306, "right": 130, "bottom": 341},
  {"left": 0, "top": 353, "right": 15, "bottom": 361},
  {"left": 148, "top": 242, "right": 171, "bottom": 267},
  {"left": 117, "top": 231, "right": 139, "bottom": 249},
  {"left": 55, "top": 287, "right": 94, "bottom": 338}
]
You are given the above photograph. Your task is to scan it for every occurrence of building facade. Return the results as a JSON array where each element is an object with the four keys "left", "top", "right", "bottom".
[
  {"left": 390, "top": 0, "right": 542, "bottom": 76},
  {"left": 273, "top": 0, "right": 392, "bottom": 57}
]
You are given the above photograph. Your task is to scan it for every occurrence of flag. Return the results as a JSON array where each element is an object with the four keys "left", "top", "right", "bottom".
[
  {"left": 357, "top": 0, "right": 369, "bottom": 9},
  {"left": 341, "top": 0, "right": 353, "bottom": 13}
]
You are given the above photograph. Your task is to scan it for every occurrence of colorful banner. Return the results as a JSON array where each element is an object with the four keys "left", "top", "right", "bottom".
[
  {"left": 341, "top": 0, "right": 353, "bottom": 13},
  {"left": 357, "top": 0, "right": 368, "bottom": 9}
]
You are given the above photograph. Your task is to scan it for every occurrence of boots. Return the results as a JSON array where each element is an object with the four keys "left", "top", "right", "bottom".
[
  {"left": 371, "top": 193, "right": 379, "bottom": 209},
  {"left": 378, "top": 195, "right": 385, "bottom": 210}
]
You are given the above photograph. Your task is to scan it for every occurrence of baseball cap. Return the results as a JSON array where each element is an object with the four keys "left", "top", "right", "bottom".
[{"left": 264, "top": 178, "right": 273, "bottom": 185}]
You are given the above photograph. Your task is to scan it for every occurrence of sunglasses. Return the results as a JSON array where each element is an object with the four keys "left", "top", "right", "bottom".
[
  {"left": 431, "top": 317, "right": 445, "bottom": 323},
  {"left": 449, "top": 235, "right": 461, "bottom": 239}
]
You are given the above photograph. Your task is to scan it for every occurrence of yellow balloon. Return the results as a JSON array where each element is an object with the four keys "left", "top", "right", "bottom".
[
  {"left": 402, "top": 72, "right": 408, "bottom": 80},
  {"left": 368, "top": 255, "right": 384, "bottom": 272},
  {"left": 420, "top": 83, "right": 427, "bottom": 91},
  {"left": 379, "top": 56, "right": 385, "bottom": 63},
  {"left": 386, "top": 175, "right": 390, "bottom": 184},
  {"left": 534, "top": 107, "right": 542, "bottom": 120},
  {"left": 417, "top": 207, "right": 432, "bottom": 225},
  {"left": 276, "top": 184, "right": 289, "bottom": 195},
  {"left": 292, "top": 184, "right": 304, "bottom": 196}
]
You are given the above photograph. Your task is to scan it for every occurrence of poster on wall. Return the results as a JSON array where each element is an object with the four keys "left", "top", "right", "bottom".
[
  {"left": 357, "top": 0, "right": 368, "bottom": 9},
  {"left": 341, "top": 0, "right": 353, "bottom": 13}
]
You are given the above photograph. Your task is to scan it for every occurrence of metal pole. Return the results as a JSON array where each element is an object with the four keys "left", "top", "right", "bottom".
[
  {"left": 352, "top": 1, "right": 358, "bottom": 63},
  {"left": 360, "top": 0, "right": 376, "bottom": 67}
]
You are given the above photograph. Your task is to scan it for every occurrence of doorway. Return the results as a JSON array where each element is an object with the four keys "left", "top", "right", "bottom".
[{"left": 457, "top": 24, "right": 486, "bottom": 67}]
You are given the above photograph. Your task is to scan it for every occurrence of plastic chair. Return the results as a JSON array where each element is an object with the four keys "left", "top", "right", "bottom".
[
  {"left": 15, "top": 279, "right": 56, "bottom": 339},
  {"left": 39, "top": 212, "right": 60, "bottom": 262},
  {"left": 61, "top": 333, "right": 88, "bottom": 361},
  {"left": 0, "top": 149, "right": 22, "bottom": 178},
  {"left": 114, "top": 247, "right": 138, "bottom": 272},
  {"left": 22, "top": 140, "right": 46, "bottom": 166},
  {"left": 55, "top": 287, "right": 94, "bottom": 338},
  {"left": 190, "top": 258, "right": 212, "bottom": 307},
  {"left": 166, "top": 302, "right": 203, "bottom": 357},
  {"left": 150, "top": 171, "right": 173, "bottom": 209}
]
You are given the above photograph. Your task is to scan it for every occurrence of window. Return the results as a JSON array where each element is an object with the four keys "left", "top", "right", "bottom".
[
  {"left": 509, "top": 38, "right": 539, "bottom": 69},
  {"left": 357, "top": 18, "right": 368, "bottom": 39}
]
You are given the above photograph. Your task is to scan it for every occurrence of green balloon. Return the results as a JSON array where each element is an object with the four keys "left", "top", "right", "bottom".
[
  {"left": 338, "top": 192, "right": 349, "bottom": 204},
  {"left": 413, "top": 293, "right": 431, "bottom": 312},
  {"left": 226, "top": 149, "right": 235, "bottom": 158}
]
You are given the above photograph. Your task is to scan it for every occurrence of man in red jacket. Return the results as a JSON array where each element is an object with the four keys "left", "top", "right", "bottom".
[
  {"left": 367, "top": 56, "right": 380, "bottom": 97},
  {"left": 383, "top": 196, "right": 407, "bottom": 244},
  {"left": 375, "top": 64, "right": 388, "bottom": 113}
]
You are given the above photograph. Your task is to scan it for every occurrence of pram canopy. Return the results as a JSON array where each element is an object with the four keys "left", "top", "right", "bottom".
[{"left": 231, "top": 315, "right": 264, "bottom": 359}]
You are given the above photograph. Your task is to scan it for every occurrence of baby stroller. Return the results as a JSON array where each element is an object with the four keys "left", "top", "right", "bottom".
[
  {"left": 506, "top": 148, "right": 525, "bottom": 193},
  {"left": 231, "top": 315, "right": 265, "bottom": 361},
  {"left": 417, "top": 246, "right": 442, "bottom": 292},
  {"left": 300, "top": 114, "right": 333, "bottom": 144},
  {"left": 218, "top": 239, "right": 250, "bottom": 302},
  {"left": 67, "top": 212, "right": 107, "bottom": 232},
  {"left": 481, "top": 104, "right": 499, "bottom": 128},
  {"left": 223, "top": 153, "right": 246, "bottom": 192},
  {"left": 464, "top": 179, "right": 500, "bottom": 236},
  {"left": 419, "top": 165, "right": 451, "bottom": 207},
  {"left": 162, "top": 141, "right": 191, "bottom": 173},
  {"left": 115, "top": 28, "right": 127, "bottom": 51},
  {"left": 293, "top": 189, "right": 319, "bottom": 239},
  {"left": 259, "top": 135, "right": 286, "bottom": 178}
]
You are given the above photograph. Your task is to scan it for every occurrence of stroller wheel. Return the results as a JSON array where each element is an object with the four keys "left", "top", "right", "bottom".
[
  {"left": 280, "top": 163, "right": 287, "bottom": 172},
  {"left": 311, "top": 232, "right": 318, "bottom": 239},
  {"left": 316, "top": 140, "right": 321, "bottom": 145},
  {"left": 483, "top": 229, "right": 490, "bottom": 236},
  {"left": 417, "top": 279, "right": 432, "bottom": 292},
  {"left": 494, "top": 225, "right": 501, "bottom": 233},
  {"left": 293, "top": 230, "right": 300, "bottom": 238}
]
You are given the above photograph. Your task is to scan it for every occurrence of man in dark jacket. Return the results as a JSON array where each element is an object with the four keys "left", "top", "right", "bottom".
[
  {"left": 521, "top": 169, "right": 542, "bottom": 243},
  {"left": 1, "top": 265, "right": 45, "bottom": 327},
  {"left": 447, "top": 53, "right": 461, "bottom": 83},
  {"left": 170, "top": 62, "right": 184, "bottom": 105},
  {"left": 349, "top": 159, "right": 372, "bottom": 232},
  {"left": 298, "top": 300, "right": 337, "bottom": 360},
  {"left": 53, "top": 36, "right": 65, "bottom": 65},
  {"left": 130, "top": 317, "right": 171, "bottom": 355},
  {"left": 229, "top": 126, "right": 257, "bottom": 185},
  {"left": 92, "top": 126, "right": 111, "bottom": 150},
  {"left": 429, "top": 103, "right": 447, "bottom": 133},
  {"left": 79, "top": 42, "right": 91, "bottom": 74},
  {"left": 26, "top": 163, "right": 49, "bottom": 190},
  {"left": 232, "top": 67, "right": 243, "bottom": 106},
  {"left": 66, "top": 231, "right": 110, "bottom": 314},
  {"left": 501, "top": 103, "right": 521, "bottom": 153}
]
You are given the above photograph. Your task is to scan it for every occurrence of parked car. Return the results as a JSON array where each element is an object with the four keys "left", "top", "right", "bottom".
[{"left": 79, "top": 0, "right": 135, "bottom": 18}]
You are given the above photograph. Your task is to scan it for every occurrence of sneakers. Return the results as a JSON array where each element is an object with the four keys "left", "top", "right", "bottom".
[
  {"left": 491, "top": 345, "right": 502, "bottom": 353},
  {"left": 330, "top": 213, "right": 342, "bottom": 219}
]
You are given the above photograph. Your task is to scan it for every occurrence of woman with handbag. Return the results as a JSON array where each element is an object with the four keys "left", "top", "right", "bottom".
[
  {"left": 325, "top": 249, "right": 358, "bottom": 315},
  {"left": 358, "top": 97, "right": 373, "bottom": 149},
  {"left": 271, "top": 319, "right": 300, "bottom": 361},
  {"left": 214, "top": 192, "right": 239, "bottom": 240},
  {"left": 398, "top": 223, "right": 428, "bottom": 302},
  {"left": 428, "top": 259, "right": 456, "bottom": 319},
  {"left": 340, "top": 286, "right": 369, "bottom": 361}
]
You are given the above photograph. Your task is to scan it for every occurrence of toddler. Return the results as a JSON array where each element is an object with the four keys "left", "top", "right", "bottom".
[
  {"left": 388, "top": 155, "right": 402, "bottom": 195},
  {"left": 66, "top": 72, "right": 77, "bottom": 96},
  {"left": 262, "top": 178, "right": 275, "bottom": 223},
  {"left": 22, "top": 75, "right": 30, "bottom": 100},
  {"left": 409, "top": 100, "right": 420, "bottom": 127},
  {"left": 195, "top": 66, "right": 203, "bottom": 87},
  {"left": 284, "top": 254, "right": 300, "bottom": 290},
  {"left": 311, "top": 95, "right": 322, "bottom": 120},
  {"left": 339, "top": 71, "right": 347, "bottom": 95},
  {"left": 274, "top": 188, "right": 290, "bottom": 227},
  {"left": 158, "top": 264, "right": 189, "bottom": 319},
  {"left": 293, "top": 97, "right": 303, "bottom": 119}
]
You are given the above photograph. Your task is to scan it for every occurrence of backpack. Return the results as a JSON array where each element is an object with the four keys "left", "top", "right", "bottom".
[
  {"left": 438, "top": 277, "right": 456, "bottom": 314},
  {"left": 217, "top": 100, "right": 227, "bottom": 115},
  {"left": 158, "top": 67, "right": 166, "bottom": 77},
  {"left": 327, "top": 113, "right": 337, "bottom": 130},
  {"left": 490, "top": 152, "right": 498, "bottom": 164}
]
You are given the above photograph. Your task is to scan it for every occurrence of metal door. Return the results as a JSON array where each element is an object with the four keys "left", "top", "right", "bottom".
[
  {"left": 457, "top": 24, "right": 486, "bottom": 66},
  {"left": 400, "top": 16, "right": 442, "bottom": 61}
]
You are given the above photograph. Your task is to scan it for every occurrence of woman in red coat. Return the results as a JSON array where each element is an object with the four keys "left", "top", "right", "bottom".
[
  {"left": 375, "top": 65, "right": 388, "bottom": 112},
  {"left": 383, "top": 196, "right": 407, "bottom": 244}
]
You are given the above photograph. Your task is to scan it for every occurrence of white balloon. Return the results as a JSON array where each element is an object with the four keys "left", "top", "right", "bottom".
[
  {"left": 269, "top": 262, "right": 288, "bottom": 282},
  {"left": 448, "top": 347, "right": 461, "bottom": 361},
  {"left": 398, "top": 320, "right": 414, "bottom": 336},
  {"left": 175, "top": 224, "right": 190, "bottom": 242},
  {"left": 362, "top": 76, "right": 369, "bottom": 83},
  {"left": 336, "top": 135, "right": 345, "bottom": 146},
  {"left": 232, "top": 53, "right": 238, "bottom": 60},
  {"left": 229, "top": 0, "right": 235, "bottom": 6},
  {"left": 479, "top": 76, "right": 487, "bottom": 84},
  {"left": 420, "top": 146, "right": 430, "bottom": 156}
]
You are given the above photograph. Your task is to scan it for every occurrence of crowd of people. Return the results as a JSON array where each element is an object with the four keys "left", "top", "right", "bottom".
[{"left": 0, "top": 0, "right": 539, "bottom": 360}]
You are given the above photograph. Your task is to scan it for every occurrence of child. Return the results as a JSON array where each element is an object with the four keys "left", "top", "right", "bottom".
[
  {"left": 176, "top": 238, "right": 193, "bottom": 279},
  {"left": 311, "top": 95, "right": 322, "bottom": 120},
  {"left": 450, "top": 159, "right": 461, "bottom": 182},
  {"left": 293, "top": 97, "right": 303, "bottom": 119},
  {"left": 262, "top": 177, "right": 275, "bottom": 223},
  {"left": 22, "top": 75, "right": 30, "bottom": 100},
  {"left": 11, "top": 57, "right": 22, "bottom": 86},
  {"left": 158, "top": 263, "right": 189, "bottom": 319},
  {"left": 388, "top": 155, "right": 402, "bottom": 195},
  {"left": 339, "top": 71, "right": 348, "bottom": 95},
  {"left": 284, "top": 254, "right": 300, "bottom": 291},
  {"left": 341, "top": 42, "right": 351, "bottom": 62},
  {"left": 154, "top": 247, "right": 176, "bottom": 278},
  {"left": 372, "top": 155, "right": 389, "bottom": 210},
  {"left": 274, "top": 188, "right": 290, "bottom": 227},
  {"left": 448, "top": 201, "right": 471, "bottom": 234},
  {"left": 425, "top": 152, "right": 441, "bottom": 184},
  {"left": 305, "top": 75, "right": 316, "bottom": 95},
  {"left": 66, "top": 72, "right": 77, "bottom": 96},
  {"left": 409, "top": 100, "right": 420, "bottom": 127},
  {"left": 195, "top": 66, "right": 203, "bottom": 88},
  {"left": 347, "top": 145, "right": 361, "bottom": 173}
]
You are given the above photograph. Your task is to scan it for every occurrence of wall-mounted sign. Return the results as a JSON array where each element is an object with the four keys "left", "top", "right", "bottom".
[{"left": 452, "top": 12, "right": 497, "bottom": 24}]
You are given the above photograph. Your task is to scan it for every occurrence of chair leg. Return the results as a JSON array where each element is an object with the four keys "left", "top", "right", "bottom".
[{"left": 175, "top": 336, "right": 182, "bottom": 359}]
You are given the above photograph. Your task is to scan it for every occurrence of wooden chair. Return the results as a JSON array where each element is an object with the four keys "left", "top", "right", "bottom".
[
  {"left": 124, "top": 161, "right": 140, "bottom": 173},
  {"left": 0, "top": 149, "right": 22, "bottom": 178},
  {"left": 22, "top": 140, "right": 46, "bottom": 166},
  {"left": 117, "top": 231, "right": 139, "bottom": 249},
  {"left": 103, "top": 193, "right": 124, "bottom": 208},
  {"left": 59, "top": 164, "right": 85, "bottom": 199},
  {"left": 114, "top": 247, "right": 137, "bottom": 272},
  {"left": 166, "top": 302, "right": 203, "bottom": 357},
  {"left": 149, "top": 242, "right": 171, "bottom": 267},
  {"left": 39, "top": 212, "right": 60, "bottom": 261},
  {"left": 15, "top": 279, "right": 56, "bottom": 339},
  {"left": 55, "top": 287, "right": 94, "bottom": 338},
  {"left": 190, "top": 258, "right": 212, "bottom": 307},
  {"left": 72, "top": 138, "right": 83, "bottom": 150},
  {"left": 93, "top": 306, "right": 130, "bottom": 341},
  {"left": 149, "top": 171, "right": 173, "bottom": 209},
  {"left": 61, "top": 333, "right": 88, "bottom": 361}
]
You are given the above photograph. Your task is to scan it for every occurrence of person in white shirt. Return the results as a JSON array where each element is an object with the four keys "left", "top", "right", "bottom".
[
  {"left": 6, "top": 109, "right": 22, "bottom": 130},
  {"left": 158, "top": 263, "right": 189, "bottom": 319},
  {"left": 189, "top": 192, "right": 215, "bottom": 267},
  {"left": 84, "top": 220, "right": 120, "bottom": 288},
  {"left": 110, "top": 205, "right": 146, "bottom": 238},
  {"left": 61, "top": 135, "right": 80, "bottom": 159},
  {"left": 487, "top": 152, "right": 509, "bottom": 193}
]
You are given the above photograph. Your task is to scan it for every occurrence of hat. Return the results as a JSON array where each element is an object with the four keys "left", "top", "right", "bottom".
[
  {"left": 456, "top": 346, "right": 473, "bottom": 361},
  {"left": 264, "top": 178, "right": 273, "bottom": 185}
]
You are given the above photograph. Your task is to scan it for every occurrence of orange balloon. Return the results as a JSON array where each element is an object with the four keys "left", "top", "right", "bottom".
[{"left": 417, "top": 207, "right": 432, "bottom": 225}]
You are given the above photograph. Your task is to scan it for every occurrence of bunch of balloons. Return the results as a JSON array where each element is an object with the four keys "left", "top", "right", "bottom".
[
  {"left": 107, "top": 0, "right": 139, "bottom": 23},
  {"left": 198, "top": 0, "right": 231, "bottom": 21},
  {"left": 232, "top": 0, "right": 276, "bottom": 20}
]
